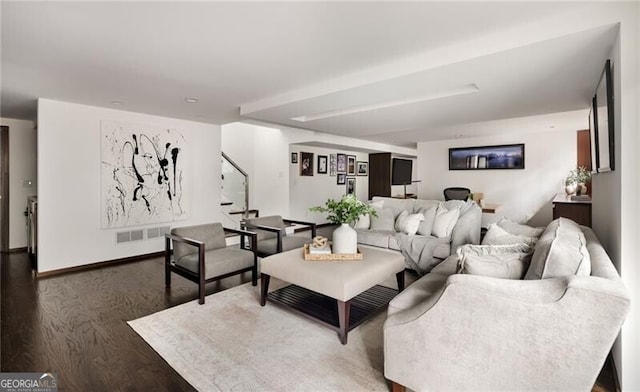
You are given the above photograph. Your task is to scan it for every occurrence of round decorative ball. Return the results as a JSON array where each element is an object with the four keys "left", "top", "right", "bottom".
[{"left": 312, "top": 236, "right": 329, "bottom": 248}]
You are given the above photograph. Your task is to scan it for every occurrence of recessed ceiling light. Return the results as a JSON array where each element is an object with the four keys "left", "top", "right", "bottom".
[
  {"left": 110, "top": 100, "right": 123, "bottom": 105},
  {"left": 291, "top": 84, "right": 480, "bottom": 122},
  {"left": 185, "top": 98, "right": 199, "bottom": 103}
]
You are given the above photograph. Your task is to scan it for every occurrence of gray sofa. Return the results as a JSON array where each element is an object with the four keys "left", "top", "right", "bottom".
[
  {"left": 356, "top": 196, "right": 482, "bottom": 274},
  {"left": 383, "top": 217, "right": 630, "bottom": 391}
]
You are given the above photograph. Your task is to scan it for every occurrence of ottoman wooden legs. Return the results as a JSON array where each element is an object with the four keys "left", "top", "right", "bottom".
[
  {"left": 260, "top": 273, "right": 270, "bottom": 306},
  {"left": 337, "top": 300, "right": 352, "bottom": 345},
  {"left": 396, "top": 271, "right": 405, "bottom": 291}
]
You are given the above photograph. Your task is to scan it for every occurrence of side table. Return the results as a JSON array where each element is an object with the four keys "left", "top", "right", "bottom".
[{"left": 552, "top": 193, "right": 592, "bottom": 227}]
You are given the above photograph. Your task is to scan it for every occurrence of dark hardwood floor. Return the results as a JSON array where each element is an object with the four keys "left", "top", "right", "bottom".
[{"left": 1, "top": 250, "right": 617, "bottom": 391}]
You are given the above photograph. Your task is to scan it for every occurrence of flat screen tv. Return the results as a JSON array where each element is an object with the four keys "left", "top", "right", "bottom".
[{"left": 391, "top": 158, "right": 413, "bottom": 185}]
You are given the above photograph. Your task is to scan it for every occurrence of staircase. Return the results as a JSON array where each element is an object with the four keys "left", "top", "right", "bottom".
[{"left": 221, "top": 152, "right": 258, "bottom": 229}]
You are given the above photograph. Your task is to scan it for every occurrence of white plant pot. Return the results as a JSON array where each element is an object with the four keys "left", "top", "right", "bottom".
[
  {"left": 332, "top": 223, "right": 358, "bottom": 254},
  {"left": 565, "top": 183, "right": 577, "bottom": 195}
]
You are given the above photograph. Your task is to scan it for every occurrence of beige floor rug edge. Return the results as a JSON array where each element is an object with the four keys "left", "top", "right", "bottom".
[{"left": 128, "top": 283, "right": 389, "bottom": 392}]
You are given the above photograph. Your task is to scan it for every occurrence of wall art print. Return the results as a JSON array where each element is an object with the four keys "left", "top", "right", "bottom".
[{"left": 101, "top": 120, "right": 188, "bottom": 229}]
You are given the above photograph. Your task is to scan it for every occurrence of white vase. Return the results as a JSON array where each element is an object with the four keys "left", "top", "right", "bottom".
[
  {"left": 565, "top": 183, "right": 577, "bottom": 195},
  {"left": 332, "top": 223, "right": 358, "bottom": 254}
]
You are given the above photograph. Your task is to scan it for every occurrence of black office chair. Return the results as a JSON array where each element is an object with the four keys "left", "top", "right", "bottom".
[{"left": 443, "top": 187, "right": 471, "bottom": 201}]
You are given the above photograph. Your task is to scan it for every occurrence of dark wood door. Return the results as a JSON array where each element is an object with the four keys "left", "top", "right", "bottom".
[
  {"left": 368, "top": 153, "right": 391, "bottom": 199},
  {"left": 577, "top": 129, "right": 592, "bottom": 195},
  {"left": 0, "top": 125, "right": 8, "bottom": 252}
]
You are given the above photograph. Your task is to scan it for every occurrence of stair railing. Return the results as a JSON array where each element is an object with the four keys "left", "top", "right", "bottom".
[{"left": 221, "top": 152, "right": 250, "bottom": 220}]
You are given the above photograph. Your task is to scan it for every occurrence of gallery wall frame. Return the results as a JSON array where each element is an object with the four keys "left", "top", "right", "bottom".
[
  {"left": 449, "top": 143, "right": 525, "bottom": 170},
  {"left": 593, "top": 59, "right": 615, "bottom": 172},
  {"left": 347, "top": 155, "right": 356, "bottom": 175},
  {"left": 346, "top": 177, "right": 356, "bottom": 195},
  {"left": 337, "top": 154, "right": 346, "bottom": 173},
  {"left": 291, "top": 152, "right": 298, "bottom": 164},
  {"left": 589, "top": 98, "right": 599, "bottom": 174},
  {"left": 356, "top": 161, "right": 368, "bottom": 176},
  {"left": 317, "top": 155, "right": 328, "bottom": 174},
  {"left": 300, "top": 152, "right": 314, "bottom": 176},
  {"left": 337, "top": 173, "right": 346, "bottom": 185},
  {"left": 329, "top": 154, "right": 337, "bottom": 176}
]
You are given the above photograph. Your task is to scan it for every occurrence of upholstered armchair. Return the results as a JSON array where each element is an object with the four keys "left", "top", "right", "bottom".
[
  {"left": 242, "top": 215, "right": 317, "bottom": 257},
  {"left": 165, "top": 223, "right": 257, "bottom": 304}
]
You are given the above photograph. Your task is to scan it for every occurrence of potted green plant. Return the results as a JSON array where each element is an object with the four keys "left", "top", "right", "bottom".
[
  {"left": 565, "top": 166, "right": 591, "bottom": 195},
  {"left": 309, "top": 194, "right": 377, "bottom": 254}
]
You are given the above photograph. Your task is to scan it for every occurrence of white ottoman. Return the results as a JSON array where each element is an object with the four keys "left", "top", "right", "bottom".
[{"left": 260, "top": 245, "right": 405, "bottom": 344}]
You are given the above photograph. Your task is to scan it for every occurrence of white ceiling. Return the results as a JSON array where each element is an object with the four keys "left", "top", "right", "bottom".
[{"left": 0, "top": 2, "right": 619, "bottom": 147}]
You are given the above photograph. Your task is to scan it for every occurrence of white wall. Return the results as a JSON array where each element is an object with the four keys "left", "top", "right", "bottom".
[
  {"left": 1, "top": 117, "right": 37, "bottom": 249},
  {"left": 289, "top": 145, "right": 369, "bottom": 223},
  {"left": 417, "top": 128, "right": 577, "bottom": 227},
  {"left": 588, "top": 4, "right": 640, "bottom": 387},
  {"left": 222, "top": 121, "right": 417, "bottom": 221},
  {"left": 37, "top": 99, "right": 221, "bottom": 273}
]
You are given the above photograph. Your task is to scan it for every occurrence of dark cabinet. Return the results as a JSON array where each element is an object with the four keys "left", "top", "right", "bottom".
[
  {"left": 552, "top": 193, "right": 592, "bottom": 227},
  {"left": 368, "top": 153, "right": 392, "bottom": 199}
]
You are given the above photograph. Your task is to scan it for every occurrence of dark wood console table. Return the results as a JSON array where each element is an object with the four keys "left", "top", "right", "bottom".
[{"left": 552, "top": 193, "right": 592, "bottom": 227}]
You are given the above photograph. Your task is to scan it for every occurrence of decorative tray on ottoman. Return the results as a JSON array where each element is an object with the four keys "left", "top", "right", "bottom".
[{"left": 303, "top": 243, "right": 363, "bottom": 262}]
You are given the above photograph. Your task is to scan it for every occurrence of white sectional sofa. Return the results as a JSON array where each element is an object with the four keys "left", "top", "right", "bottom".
[
  {"left": 383, "top": 217, "right": 630, "bottom": 391},
  {"left": 355, "top": 196, "right": 482, "bottom": 274}
]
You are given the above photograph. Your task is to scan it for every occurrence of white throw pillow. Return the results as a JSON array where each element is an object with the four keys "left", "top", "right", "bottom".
[
  {"left": 396, "top": 213, "right": 425, "bottom": 235},
  {"left": 395, "top": 210, "right": 409, "bottom": 232},
  {"left": 431, "top": 205, "right": 460, "bottom": 238},
  {"left": 481, "top": 223, "right": 538, "bottom": 247},
  {"left": 416, "top": 206, "right": 437, "bottom": 236}
]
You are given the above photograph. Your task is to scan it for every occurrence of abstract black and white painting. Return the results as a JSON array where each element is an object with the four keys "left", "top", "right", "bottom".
[{"left": 101, "top": 121, "right": 188, "bottom": 228}]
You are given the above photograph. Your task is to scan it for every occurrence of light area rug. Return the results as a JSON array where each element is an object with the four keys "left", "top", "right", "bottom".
[{"left": 128, "top": 282, "right": 391, "bottom": 392}]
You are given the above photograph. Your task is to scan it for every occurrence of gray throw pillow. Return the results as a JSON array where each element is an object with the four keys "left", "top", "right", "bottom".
[{"left": 370, "top": 206, "right": 395, "bottom": 231}]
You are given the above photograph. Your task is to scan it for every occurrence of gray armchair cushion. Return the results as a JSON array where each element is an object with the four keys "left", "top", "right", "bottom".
[
  {"left": 176, "top": 246, "right": 254, "bottom": 280},
  {"left": 255, "top": 235, "right": 309, "bottom": 255},
  {"left": 244, "top": 215, "right": 287, "bottom": 241},
  {"left": 172, "top": 223, "right": 227, "bottom": 260}
]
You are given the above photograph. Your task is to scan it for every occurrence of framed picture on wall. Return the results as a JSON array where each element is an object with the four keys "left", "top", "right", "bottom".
[
  {"left": 347, "top": 155, "right": 356, "bottom": 175},
  {"left": 291, "top": 152, "right": 298, "bottom": 164},
  {"left": 337, "top": 154, "right": 346, "bottom": 173},
  {"left": 337, "top": 173, "right": 346, "bottom": 185},
  {"left": 346, "top": 177, "right": 356, "bottom": 195},
  {"left": 329, "top": 154, "right": 337, "bottom": 176},
  {"left": 300, "top": 152, "right": 314, "bottom": 176},
  {"left": 317, "top": 155, "right": 328, "bottom": 174},
  {"left": 594, "top": 59, "right": 615, "bottom": 172},
  {"left": 356, "top": 161, "right": 368, "bottom": 176},
  {"left": 589, "top": 98, "right": 599, "bottom": 174},
  {"left": 449, "top": 144, "right": 524, "bottom": 170}
]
